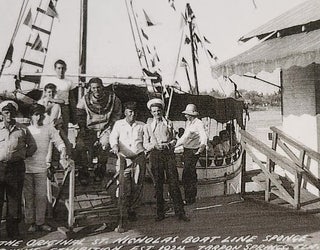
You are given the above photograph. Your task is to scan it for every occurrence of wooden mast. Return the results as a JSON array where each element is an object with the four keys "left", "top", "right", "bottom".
[
  {"left": 79, "top": 0, "right": 88, "bottom": 97},
  {"left": 187, "top": 3, "right": 199, "bottom": 95}
]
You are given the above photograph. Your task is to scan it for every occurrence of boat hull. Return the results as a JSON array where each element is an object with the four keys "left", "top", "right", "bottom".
[{"left": 176, "top": 147, "right": 243, "bottom": 198}]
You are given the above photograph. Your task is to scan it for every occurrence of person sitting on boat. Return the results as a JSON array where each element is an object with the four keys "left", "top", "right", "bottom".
[
  {"left": 109, "top": 101, "right": 146, "bottom": 222},
  {"left": 76, "top": 77, "right": 122, "bottom": 183},
  {"left": 37, "top": 83, "right": 64, "bottom": 126},
  {"left": 226, "top": 123, "right": 238, "bottom": 147},
  {"left": 38, "top": 83, "right": 72, "bottom": 167},
  {"left": 24, "top": 104, "right": 67, "bottom": 233},
  {"left": 0, "top": 101, "right": 37, "bottom": 239},
  {"left": 219, "top": 130, "right": 231, "bottom": 155},
  {"left": 175, "top": 103, "right": 208, "bottom": 205},
  {"left": 42, "top": 59, "right": 78, "bottom": 136},
  {"left": 144, "top": 98, "right": 189, "bottom": 222}
]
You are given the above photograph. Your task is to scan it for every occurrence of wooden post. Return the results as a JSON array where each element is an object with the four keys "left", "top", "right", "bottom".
[
  {"left": 265, "top": 158, "right": 271, "bottom": 202},
  {"left": 115, "top": 154, "right": 125, "bottom": 233},
  {"left": 68, "top": 161, "right": 75, "bottom": 229},
  {"left": 294, "top": 172, "right": 302, "bottom": 210}
]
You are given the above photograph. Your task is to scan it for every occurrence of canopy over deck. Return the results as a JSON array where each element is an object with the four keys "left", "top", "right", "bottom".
[{"left": 212, "top": 0, "right": 320, "bottom": 78}]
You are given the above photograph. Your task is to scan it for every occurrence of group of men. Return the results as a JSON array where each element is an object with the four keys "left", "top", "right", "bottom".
[{"left": 0, "top": 59, "right": 209, "bottom": 238}]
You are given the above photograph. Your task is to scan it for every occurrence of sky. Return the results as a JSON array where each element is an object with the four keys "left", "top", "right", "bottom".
[{"left": 0, "top": 0, "right": 307, "bottom": 94}]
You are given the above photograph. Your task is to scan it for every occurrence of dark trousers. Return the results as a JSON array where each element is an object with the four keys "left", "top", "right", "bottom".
[
  {"left": 0, "top": 160, "right": 25, "bottom": 238},
  {"left": 182, "top": 148, "right": 199, "bottom": 202},
  {"left": 149, "top": 149, "right": 185, "bottom": 217},
  {"left": 75, "top": 129, "right": 109, "bottom": 173},
  {"left": 118, "top": 153, "right": 146, "bottom": 214}
]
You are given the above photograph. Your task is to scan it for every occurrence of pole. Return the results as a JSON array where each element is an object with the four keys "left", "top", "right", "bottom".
[
  {"left": 187, "top": 3, "right": 199, "bottom": 95},
  {"left": 79, "top": 0, "right": 88, "bottom": 98}
]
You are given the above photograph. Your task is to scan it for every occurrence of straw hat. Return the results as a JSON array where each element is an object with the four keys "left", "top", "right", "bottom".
[
  {"left": 147, "top": 98, "right": 164, "bottom": 110},
  {"left": 182, "top": 104, "right": 199, "bottom": 116},
  {"left": 0, "top": 100, "right": 18, "bottom": 112}
]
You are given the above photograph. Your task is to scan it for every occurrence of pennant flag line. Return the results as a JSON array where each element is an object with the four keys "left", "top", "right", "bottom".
[
  {"left": 143, "top": 9, "right": 154, "bottom": 26},
  {"left": 141, "top": 29, "right": 149, "bottom": 40},
  {"left": 31, "top": 34, "right": 45, "bottom": 52},
  {"left": 47, "top": 0, "right": 59, "bottom": 18},
  {"left": 23, "top": 9, "right": 33, "bottom": 27}
]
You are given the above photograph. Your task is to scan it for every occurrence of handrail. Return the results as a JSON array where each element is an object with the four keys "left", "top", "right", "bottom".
[
  {"left": 240, "top": 130, "right": 302, "bottom": 174},
  {"left": 270, "top": 126, "right": 320, "bottom": 163}
]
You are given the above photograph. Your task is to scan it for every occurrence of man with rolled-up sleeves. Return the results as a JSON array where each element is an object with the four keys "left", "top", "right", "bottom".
[{"left": 0, "top": 100, "right": 37, "bottom": 238}]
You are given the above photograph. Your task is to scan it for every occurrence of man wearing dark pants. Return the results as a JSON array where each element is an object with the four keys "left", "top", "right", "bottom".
[
  {"left": 175, "top": 104, "right": 207, "bottom": 205},
  {"left": 0, "top": 101, "right": 37, "bottom": 238},
  {"left": 144, "top": 98, "right": 189, "bottom": 222}
]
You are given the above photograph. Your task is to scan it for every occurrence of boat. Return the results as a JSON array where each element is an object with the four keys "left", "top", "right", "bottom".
[{"left": 0, "top": 0, "right": 246, "bottom": 228}]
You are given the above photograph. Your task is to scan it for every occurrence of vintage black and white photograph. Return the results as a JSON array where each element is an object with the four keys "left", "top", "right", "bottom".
[{"left": 0, "top": 0, "right": 319, "bottom": 249}]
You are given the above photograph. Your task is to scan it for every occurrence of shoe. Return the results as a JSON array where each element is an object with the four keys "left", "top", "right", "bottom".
[
  {"left": 155, "top": 215, "right": 165, "bottom": 222},
  {"left": 28, "top": 224, "right": 37, "bottom": 233},
  {"left": 37, "top": 224, "right": 52, "bottom": 232},
  {"left": 178, "top": 214, "right": 190, "bottom": 222}
]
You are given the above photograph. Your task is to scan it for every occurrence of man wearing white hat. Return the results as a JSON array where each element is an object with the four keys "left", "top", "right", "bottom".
[
  {"left": 0, "top": 100, "right": 37, "bottom": 238},
  {"left": 175, "top": 103, "right": 208, "bottom": 205},
  {"left": 144, "top": 98, "right": 189, "bottom": 222}
]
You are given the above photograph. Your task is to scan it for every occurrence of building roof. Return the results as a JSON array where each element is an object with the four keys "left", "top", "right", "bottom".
[
  {"left": 240, "top": 0, "right": 320, "bottom": 41},
  {"left": 212, "top": 28, "right": 320, "bottom": 77}
]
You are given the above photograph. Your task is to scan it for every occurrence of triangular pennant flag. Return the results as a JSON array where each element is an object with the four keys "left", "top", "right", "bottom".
[
  {"left": 185, "top": 36, "right": 191, "bottom": 44},
  {"left": 193, "top": 33, "right": 201, "bottom": 43},
  {"left": 186, "top": 3, "right": 195, "bottom": 21},
  {"left": 180, "top": 57, "right": 188, "bottom": 67},
  {"left": 138, "top": 49, "right": 144, "bottom": 59},
  {"left": 47, "top": 0, "right": 59, "bottom": 18},
  {"left": 168, "top": 0, "right": 176, "bottom": 11},
  {"left": 207, "top": 50, "right": 218, "bottom": 61},
  {"left": 146, "top": 45, "right": 151, "bottom": 54},
  {"left": 4, "top": 43, "right": 14, "bottom": 67},
  {"left": 153, "top": 46, "right": 160, "bottom": 62},
  {"left": 180, "top": 13, "right": 187, "bottom": 29},
  {"left": 203, "top": 36, "right": 211, "bottom": 44},
  {"left": 23, "top": 9, "right": 33, "bottom": 27},
  {"left": 143, "top": 9, "right": 154, "bottom": 26},
  {"left": 151, "top": 58, "right": 156, "bottom": 67},
  {"left": 141, "top": 29, "right": 149, "bottom": 40},
  {"left": 31, "top": 34, "right": 45, "bottom": 52}
]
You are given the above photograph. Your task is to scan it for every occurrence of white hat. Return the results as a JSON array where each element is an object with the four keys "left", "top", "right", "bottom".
[
  {"left": 147, "top": 98, "right": 165, "bottom": 110},
  {"left": 0, "top": 100, "right": 18, "bottom": 112},
  {"left": 182, "top": 103, "right": 199, "bottom": 116}
]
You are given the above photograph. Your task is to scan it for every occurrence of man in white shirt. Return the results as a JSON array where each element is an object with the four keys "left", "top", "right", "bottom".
[
  {"left": 110, "top": 102, "right": 145, "bottom": 221},
  {"left": 175, "top": 104, "right": 208, "bottom": 205},
  {"left": 43, "top": 59, "right": 78, "bottom": 135}
]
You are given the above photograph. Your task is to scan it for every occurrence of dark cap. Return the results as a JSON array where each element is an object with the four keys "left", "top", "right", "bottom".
[
  {"left": 88, "top": 77, "right": 103, "bottom": 85},
  {"left": 29, "top": 104, "right": 45, "bottom": 116},
  {"left": 124, "top": 101, "right": 137, "bottom": 111}
]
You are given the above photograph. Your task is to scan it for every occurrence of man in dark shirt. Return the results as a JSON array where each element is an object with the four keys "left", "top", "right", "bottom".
[{"left": 0, "top": 101, "right": 37, "bottom": 238}]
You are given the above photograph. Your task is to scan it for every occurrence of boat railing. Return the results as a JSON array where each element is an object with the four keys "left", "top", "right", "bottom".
[{"left": 240, "top": 129, "right": 304, "bottom": 209}]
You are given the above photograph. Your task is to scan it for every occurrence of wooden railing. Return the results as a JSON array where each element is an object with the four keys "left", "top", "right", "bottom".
[
  {"left": 270, "top": 126, "right": 320, "bottom": 194},
  {"left": 240, "top": 130, "right": 304, "bottom": 209}
]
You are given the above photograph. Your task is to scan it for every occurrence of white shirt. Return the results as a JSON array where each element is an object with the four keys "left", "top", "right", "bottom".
[
  {"left": 109, "top": 118, "right": 145, "bottom": 157},
  {"left": 42, "top": 77, "right": 77, "bottom": 104},
  {"left": 176, "top": 117, "right": 208, "bottom": 149}
]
